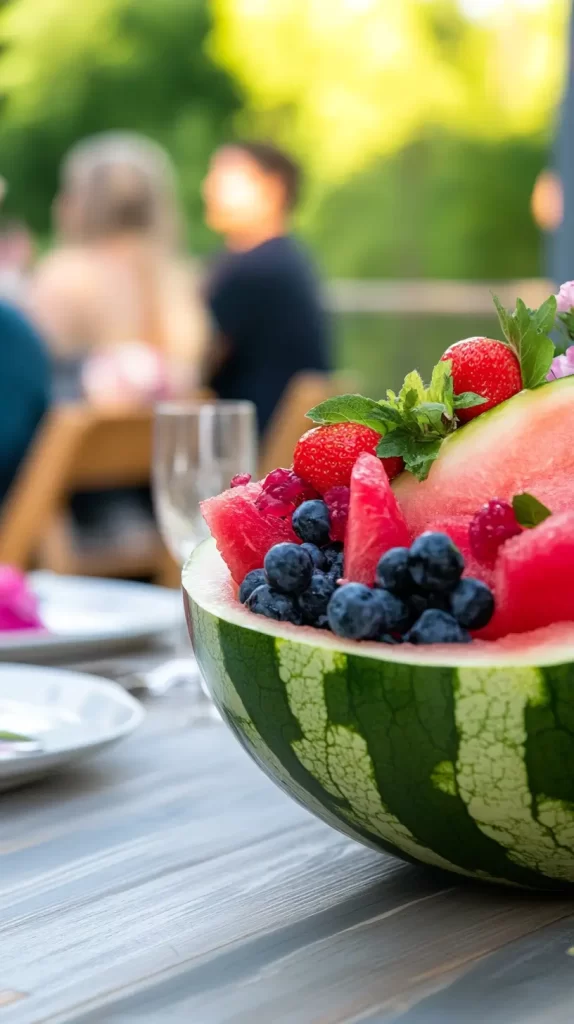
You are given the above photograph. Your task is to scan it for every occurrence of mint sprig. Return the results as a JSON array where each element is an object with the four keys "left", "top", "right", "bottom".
[
  {"left": 305, "top": 394, "right": 392, "bottom": 432},
  {"left": 307, "top": 361, "right": 484, "bottom": 482},
  {"left": 492, "top": 294, "right": 556, "bottom": 389},
  {"left": 512, "top": 492, "right": 552, "bottom": 528}
]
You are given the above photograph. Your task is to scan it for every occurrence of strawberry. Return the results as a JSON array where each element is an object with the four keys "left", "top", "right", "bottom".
[
  {"left": 293, "top": 423, "right": 403, "bottom": 494},
  {"left": 441, "top": 337, "right": 522, "bottom": 424}
]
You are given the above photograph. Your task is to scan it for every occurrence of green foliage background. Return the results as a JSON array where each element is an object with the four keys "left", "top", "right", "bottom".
[{"left": 0, "top": 0, "right": 565, "bottom": 393}]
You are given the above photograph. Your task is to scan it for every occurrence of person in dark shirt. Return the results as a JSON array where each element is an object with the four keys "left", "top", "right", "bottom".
[
  {"left": 0, "top": 301, "right": 50, "bottom": 503},
  {"left": 203, "top": 141, "right": 331, "bottom": 433}
]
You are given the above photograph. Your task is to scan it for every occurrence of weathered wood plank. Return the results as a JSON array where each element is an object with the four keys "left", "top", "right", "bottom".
[
  {"left": 55, "top": 890, "right": 573, "bottom": 1024},
  {"left": 375, "top": 914, "right": 574, "bottom": 1024}
]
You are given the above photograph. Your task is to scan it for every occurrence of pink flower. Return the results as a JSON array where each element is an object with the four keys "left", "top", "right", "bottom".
[
  {"left": 548, "top": 345, "right": 574, "bottom": 381},
  {"left": 556, "top": 281, "right": 574, "bottom": 313}
]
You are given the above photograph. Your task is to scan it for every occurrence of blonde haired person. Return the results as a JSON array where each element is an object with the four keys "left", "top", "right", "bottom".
[{"left": 29, "top": 132, "right": 208, "bottom": 404}]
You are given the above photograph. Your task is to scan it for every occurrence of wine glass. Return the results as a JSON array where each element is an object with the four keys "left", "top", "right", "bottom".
[{"left": 152, "top": 400, "right": 257, "bottom": 706}]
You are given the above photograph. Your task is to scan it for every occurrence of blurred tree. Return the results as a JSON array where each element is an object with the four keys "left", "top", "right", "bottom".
[
  {"left": 211, "top": 0, "right": 568, "bottom": 183},
  {"left": 308, "top": 131, "right": 547, "bottom": 280},
  {"left": 0, "top": 0, "right": 242, "bottom": 249},
  {"left": 0, "top": 0, "right": 567, "bottom": 281}
]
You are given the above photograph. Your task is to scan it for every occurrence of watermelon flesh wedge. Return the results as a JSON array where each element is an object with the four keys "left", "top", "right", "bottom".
[
  {"left": 393, "top": 378, "right": 574, "bottom": 537},
  {"left": 200, "top": 482, "right": 298, "bottom": 583},
  {"left": 478, "top": 511, "right": 574, "bottom": 639},
  {"left": 345, "top": 453, "right": 411, "bottom": 585}
]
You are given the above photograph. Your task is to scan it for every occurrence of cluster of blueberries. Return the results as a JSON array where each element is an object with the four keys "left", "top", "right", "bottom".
[{"left": 239, "top": 499, "right": 495, "bottom": 644}]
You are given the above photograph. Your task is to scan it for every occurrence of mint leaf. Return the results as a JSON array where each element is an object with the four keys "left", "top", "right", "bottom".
[
  {"left": 428, "top": 359, "right": 452, "bottom": 404},
  {"left": 376, "top": 432, "right": 410, "bottom": 460},
  {"left": 412, "top": 401, "right": 450, "bottom": 431},
  {"left": 400, "top": 370, "right": 426, "bottom": 404},
  {"left": 531, "top": 295, "right": 557, "bottom": 335},
  {"left": 492, "top": 293, "right": 513, "bottom": 342},
  {"left": 492, "top": 293, "right": 557, "bottom": 389},
  {"left": 375, "top": 400, "right": 405, "bottom": 426},
  {"left": 403, "top": 438, "right": 443, "bottom": 481},
  {"left": 306, "top": 394, "right": 388, "bottom": 432},
  {"left": 512, "top": 492, "right": 552, "bottom": 528},
  {"left": 377, "top": 431, "right": 443, "bottom": 481},
  {"left": 518, "top": 327, "right": 555, "bottom": 390},
  {"left": 453, "top": 392, "right": 487, "bottom": 410}
]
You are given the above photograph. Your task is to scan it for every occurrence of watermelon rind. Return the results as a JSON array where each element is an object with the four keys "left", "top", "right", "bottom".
[{"left": 183, "top": 538, "right": 574, "bottom": 889}]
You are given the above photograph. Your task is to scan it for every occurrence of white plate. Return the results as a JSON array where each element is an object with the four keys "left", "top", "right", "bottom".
[
  {"left": 0, "top": 664, "right": 145, "bottom": 790},
  {"left": 0, "top": 573, "right": 183, "bottom": 662}
]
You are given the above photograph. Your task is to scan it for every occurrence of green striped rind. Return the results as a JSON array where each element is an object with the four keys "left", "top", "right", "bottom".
[{"left": 185, "top": 542, "right": 574, "bottom": 889}]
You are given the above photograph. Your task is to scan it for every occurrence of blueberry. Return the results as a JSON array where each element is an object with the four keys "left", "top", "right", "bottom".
[
  {"left": 299, "top": 572, "right": 336, "bottom": 625},
  {"left": 264, "top": 543, "right": 314, "bottom": 595},
  {"left": 292, "top": 500, "right": 331, "bottom": 546},
  {"left": 300, "top": 542, "right": 327, "bottom": 571},
  {"left": 327, "top": 583, "right": 385, "bottom": 640},
  {"left": 407, "top": 590, "right": 450, "bottom": 626},
  {"left": 405, "top": 609, "right": 471, "bottom": 645},
  {"left": 371, "top": 588, "right": 411, "bottom": 634},
  {"left": 450, "top": 577, "right": 495, "bottom": 630},
  {"left": 246, "top": 585, "right": 303, "bottom": 624},
  {"left": 408, "top": 532, "right": 464, "bottom": 593},
  {"left": 315, "top": 614, "right": 331, "bottom": 630},
  {"left": 327, "top": 553, "right": 344, "bottom": 581},
  {"left": 323, "top": 544, "right": 344, "bottom": 580},
  {"left": 323, "top": 543, "right": 343, "bottom": 569},
  {"left": 378, "top": 633, "right": 403, "bottom": 645},
  {"left": 375, "top": 547, "right": 412, "bottom": 596},
  {"left": 238, "top": 569, "right": 267, "bottom": 604}
]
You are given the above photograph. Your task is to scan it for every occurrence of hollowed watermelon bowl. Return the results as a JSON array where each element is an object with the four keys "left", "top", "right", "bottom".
[{"left": 184, "top": 538, "right": 574, "bottom": 890}]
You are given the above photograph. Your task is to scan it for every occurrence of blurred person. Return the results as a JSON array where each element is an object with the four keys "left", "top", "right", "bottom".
[
  {"left": 203, "top": 141, "right": 331, "bottom": 433},
  {"left": 0, "top": 301, "right": 50, "bottom": 502},
  {"left": 531, "top": 170, "right": 563, "bottom": 236},
  {"left": 29, "top": 132, "right": 208, "bottom": 404},
  {"left": 0, "top": 218, "right": 36, "bottom": 307}
]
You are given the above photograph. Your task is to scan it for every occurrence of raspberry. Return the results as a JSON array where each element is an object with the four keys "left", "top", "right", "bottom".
[
  {"left": 293, "top": 423, "right": 403, "bottom": 494},
  {"left": 255, "top": 468, "right": 317, "bottom": 518},
  {"left": 469, "top": 498, "right": 522, "bottom": 567},
  {"left": 230, "top": 473, "right": 252, "bottom": 488},
  {"left": 323, "top": 486, "right": 350, "bottom": 543}
]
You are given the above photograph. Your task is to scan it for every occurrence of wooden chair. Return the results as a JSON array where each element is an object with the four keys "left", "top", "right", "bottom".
[
  {"left": 258, "top": 372, "right": 360, "bottom": 476},
  {"left": 0, "top": 405, "right": 176, "bottom": 583}
]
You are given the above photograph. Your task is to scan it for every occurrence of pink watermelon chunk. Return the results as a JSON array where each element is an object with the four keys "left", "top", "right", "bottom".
[
  {"left": 477, "top": 511, "right": 574, "bottom": 639},
  {"left": 345, "top": 453, "right": 411, "bottom": 585},
  {"left": 201, "top": 482, "right": 298, "bottom": 583}
]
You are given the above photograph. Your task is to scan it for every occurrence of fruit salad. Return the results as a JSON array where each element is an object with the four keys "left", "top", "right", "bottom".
[{"left": 201, "top": 286, "right": 574, "bottom": 646}]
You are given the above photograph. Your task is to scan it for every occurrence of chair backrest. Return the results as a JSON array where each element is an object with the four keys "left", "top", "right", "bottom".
[
  {"left": 0, "top": 405, "right": 153, "bottom": 568},
  {"left": 258, "top": 372, "right": 360, "bottom": 476}
]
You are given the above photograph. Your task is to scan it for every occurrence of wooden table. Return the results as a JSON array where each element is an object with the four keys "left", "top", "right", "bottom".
[{"left": 2, "top": 643, "right": 574, "bottom": 1024}]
